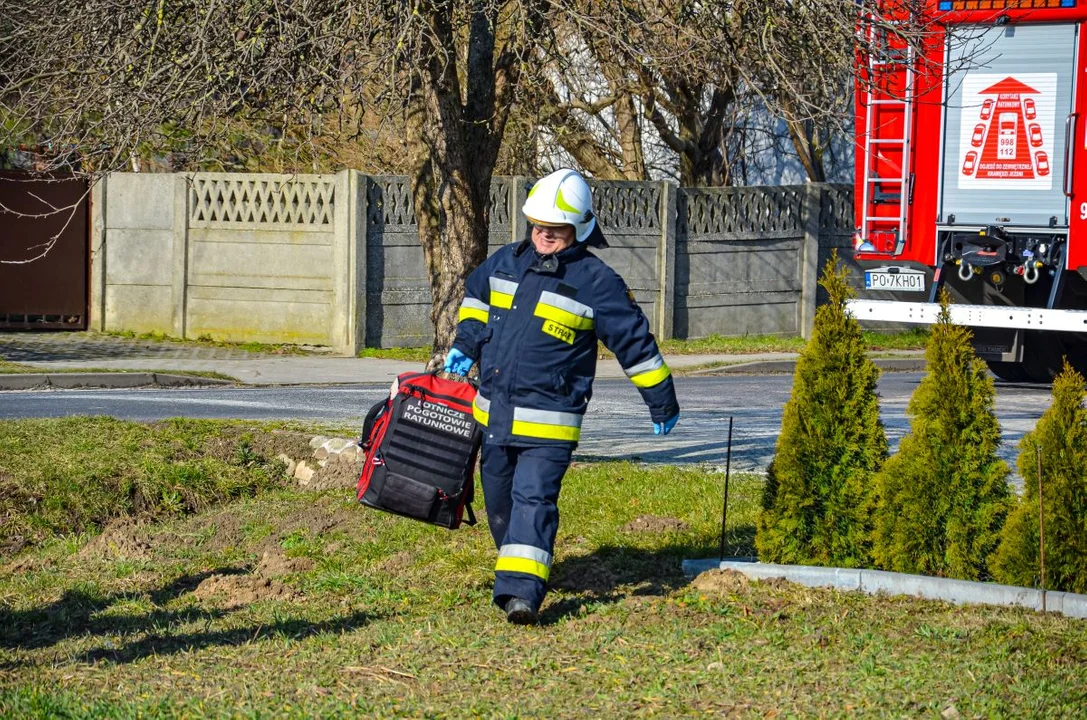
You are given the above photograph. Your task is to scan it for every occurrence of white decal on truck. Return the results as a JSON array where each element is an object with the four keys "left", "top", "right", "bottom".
[{"left": 957, "top": 73, "right": 1055, "bottom": 190}]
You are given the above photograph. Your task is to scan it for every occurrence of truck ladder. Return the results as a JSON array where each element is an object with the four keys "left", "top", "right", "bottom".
[{"left": 860, "top": 22, "right": 915, "bottom": 255}]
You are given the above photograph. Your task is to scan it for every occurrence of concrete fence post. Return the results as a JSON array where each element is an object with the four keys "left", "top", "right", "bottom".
[
  {"left": 331, "top": 170, "right": 352, "bottom": 355},
  {"left": 89, "top": 174, "right": 107, "bottom": 332},
  {"left": 171, "top": 173, "right": 190, "bottom": 339},
  {"left": 799, "top": 182, "right": 823, "bottom": 339},
  {"left": 511, "top": 176, "right": 529, "bottom": 243},
  {"left": 658, "top": 181, "right": 677, "bottom": 341},
  {"left": 354, "top": 173, "right": 369, "bottom": 355}
]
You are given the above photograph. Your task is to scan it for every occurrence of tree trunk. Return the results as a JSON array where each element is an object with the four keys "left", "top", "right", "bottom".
[
  {"left": 407, "top": 93, "right": 490, "bottom": 371},
  {"left": 405, "top": 1, "right": 534, "bottom": 369},
  {"left": 785, "top": 116, "right": 827, "bottom": 183}
]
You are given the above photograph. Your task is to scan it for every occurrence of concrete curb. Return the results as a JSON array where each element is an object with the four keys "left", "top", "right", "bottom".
[
  {"left": 682, "top": 558, "right": 1087, "bottom": 620},
  {"left": 687, "top": 357, "right": 927, "bottom": 376},
  {"left": 0, "top": 373, "right": 233, "bottom": 390}
]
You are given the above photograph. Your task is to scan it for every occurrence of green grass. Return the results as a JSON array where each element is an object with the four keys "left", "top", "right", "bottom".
[
  {"left": 356, "top": 346, "right": 433, "bottom": 362},
  {"left": 655, "top": 328, "right": 929, "bottom": 355},
  {"left": 0, "top": 359, "right": 35, "bottom": 374},
  {"left": 0, "top": 418, "right": 294, "bottom": 553},
  {"left": 98, "top": 330, "right": 317, "bottom": 356},
  {"left": 1, "top": 418, "right": 1083, "bottom": 717}
]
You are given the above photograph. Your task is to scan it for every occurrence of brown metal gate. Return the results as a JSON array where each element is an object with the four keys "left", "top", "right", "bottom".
[{"left": 0, "top": 173, "right": 89, "bottom": 329}]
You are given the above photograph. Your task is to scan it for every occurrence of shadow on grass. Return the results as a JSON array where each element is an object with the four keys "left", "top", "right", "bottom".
[
  {"left": 75, "top": 609, "right": 378, "bottom": 665},
  {"left": 0, "top": 566, "right": 379, "bottom": 664},
  {"left": 540, "top": 525, "right": 756, "bottom": 625},
  {"left": 0, "top": 568, "right": 245, "bottom": 652}
]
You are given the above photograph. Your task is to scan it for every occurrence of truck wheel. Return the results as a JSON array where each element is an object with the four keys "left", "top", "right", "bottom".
[
  {"left": 1020, "top": 331, "right": 1081, "bottom": 384},
  {"left": 986, "top": 361, "right": 1032, "bottom": 382}
]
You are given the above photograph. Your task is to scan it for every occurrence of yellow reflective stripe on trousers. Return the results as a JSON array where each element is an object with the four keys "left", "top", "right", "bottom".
[
  {"left": 625, "top": 354, "right": 672, "bottom": 388},
  {"left": 489, "top": 277, "right": 518, "bottom": 310},
  {"left": 511, "top": 407, "right": 582, "bottom": 442},
  {"left": 473, "top": 394, "right": 490, "bottom": 426},
  {"left": 495, "top": 544, "right": 551, "bottom": 581},
  {"left": 458, "top": 297, "right": 489, "bottom": 323}
]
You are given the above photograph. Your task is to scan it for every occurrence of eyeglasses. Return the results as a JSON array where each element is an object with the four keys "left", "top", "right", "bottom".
[{"left": 532, "top": 224, "right": 571, "bottom": 238}]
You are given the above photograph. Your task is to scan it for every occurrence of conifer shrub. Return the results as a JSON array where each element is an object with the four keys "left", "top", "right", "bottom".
[
  {"left": 992, "top": 362, "right": 1087, "bottom": 593},
  {"left": 755, "top": 251, "right": 886, "bottom": 567},
  {"left": 870, "top": 292, "right": 1010, "bottom": 579}
]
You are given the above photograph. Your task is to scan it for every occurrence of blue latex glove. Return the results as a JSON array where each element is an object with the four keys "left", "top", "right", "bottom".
[
  {"left": 653, "top": 412, "right": 679, "bottom": 436},
  {"left": 443, "top": 348, "right": 474, "bottom": 376}
]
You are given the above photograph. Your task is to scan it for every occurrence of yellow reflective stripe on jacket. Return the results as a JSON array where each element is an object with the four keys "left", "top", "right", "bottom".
[
  {"left": 473, "top": 394, "right": 490, "bottom": 426},
  {"left": 489, "top": 277, "right": 518, "bottom": 310},
  {"left": 533, "top": 292, "right": 594, "bottom": 331},
  {"left": 625, "top": 353, "right": 672, "bottom": 388},
  {"left": 495, "top": 544, "right": 552, "bottom": 581},
  {"left": 510, "top": 407, "right": 582, "bottom": 442},
  {"left": 458, "top": 297, "right": 489, "bottom": 323}
]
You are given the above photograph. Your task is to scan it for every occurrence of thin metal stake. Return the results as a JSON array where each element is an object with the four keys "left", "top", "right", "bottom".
[
  {"left": 1037, "top": 439, "right": 1046, "bottom": 612},
  {"left": 719, "top": 416, "right": 734, "bottom": 562}
]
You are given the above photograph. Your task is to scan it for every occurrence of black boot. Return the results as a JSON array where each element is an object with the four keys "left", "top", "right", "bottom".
[{"left": 504, "top": 597, "right": 537, "bottom": 625}]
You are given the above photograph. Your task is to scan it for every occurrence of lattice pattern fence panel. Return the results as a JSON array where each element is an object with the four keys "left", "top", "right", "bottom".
[
  {"left": 819, "top": 184, "right": 854, "bottom": 239},
  {"left": 489, "top": 179, "right": 511, "bottom": 228},
  {"left": 681, "top": 187, "right": 805, "bottom": 239},
  {"left": 591, "top": 182, "right": 661, "bottom": 230},
  {"left": 189, "top": 174, "right": 335, "bottom": 228},
  {"left": 367, "top": 176, "right": 514, "bottom": 233},
  {"left": 368, "top": 176, "right": 416, "bottom": 229}
]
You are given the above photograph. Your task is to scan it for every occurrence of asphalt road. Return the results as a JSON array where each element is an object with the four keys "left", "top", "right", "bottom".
[{"left": 0, "top": 373, "right": 1051, "bottom": 473}]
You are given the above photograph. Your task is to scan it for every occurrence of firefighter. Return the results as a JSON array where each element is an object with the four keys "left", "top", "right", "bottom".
[{"left": 444, "top": 168, "right": 680, "bottom": 625}]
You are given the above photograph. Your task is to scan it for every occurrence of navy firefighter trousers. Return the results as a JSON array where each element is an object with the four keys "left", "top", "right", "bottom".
[{"left": 480, "top": 442, "right": 573, "bottom": 612}]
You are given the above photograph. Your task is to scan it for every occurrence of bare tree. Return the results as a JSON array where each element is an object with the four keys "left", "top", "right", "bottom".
[
  {"left": 1, "top": 0, "right": 539, "bottom": 360},
  {"left": 1, "top": 0, "right": 938, "bottom": 349},
  {"left": 526, "top": 1, "right": 938, "bottom": 186}
]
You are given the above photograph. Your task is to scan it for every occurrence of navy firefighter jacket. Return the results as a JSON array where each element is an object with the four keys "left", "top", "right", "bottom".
[{"left": 451, "top": 238, "right": 680, "bottom": 447}]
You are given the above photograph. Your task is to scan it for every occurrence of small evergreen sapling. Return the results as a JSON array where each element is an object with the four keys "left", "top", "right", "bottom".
[
  {"left": 870, "top": 291, "right": 1011, "bottom": 579},
  {"left": 992, "top": 362, "right": 1087, "bottom": 593},
  {"left": 756, "top": 251, "right": 886, "bottom": 567}
]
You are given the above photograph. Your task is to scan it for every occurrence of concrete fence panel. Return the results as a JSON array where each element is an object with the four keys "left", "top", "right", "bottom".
[
  {"left": 102, "top": 173, "right": 175, "bottom": 333},
  {"left": 676, "top": 186, "right": 807, "bottom": 339},
  {"left": 91, "top": 172, "right": 857, "bottom": 353},
  {"left": 184, "top": 173, "right": 338, "bottom": 346}
]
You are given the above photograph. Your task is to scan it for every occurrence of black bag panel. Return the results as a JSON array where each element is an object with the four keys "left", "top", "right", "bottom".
[
  {"left": 360, "top": 465, "right": 472, "bottom": 527},
  {"left": 372, "top": 470, "right": 440, "bottom": 520}
]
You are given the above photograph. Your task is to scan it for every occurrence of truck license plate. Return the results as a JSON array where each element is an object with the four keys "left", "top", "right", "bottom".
[{"left": 865, "top": 268, "right": 925, "bottom": 292}]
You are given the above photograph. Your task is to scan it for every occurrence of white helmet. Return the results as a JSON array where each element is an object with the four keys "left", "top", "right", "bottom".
[{"left": 522, "top": 169, "right": 597, "bottom": 243}]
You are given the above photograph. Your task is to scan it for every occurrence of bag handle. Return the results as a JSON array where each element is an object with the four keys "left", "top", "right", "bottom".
[{"left": 359, "top": 398, "right": 388, "bottom": 449}]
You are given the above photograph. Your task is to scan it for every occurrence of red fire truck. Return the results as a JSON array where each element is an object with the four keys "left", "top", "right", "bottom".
[{"left": 851, "top": 0, "right": 1087, "bottom": 382}]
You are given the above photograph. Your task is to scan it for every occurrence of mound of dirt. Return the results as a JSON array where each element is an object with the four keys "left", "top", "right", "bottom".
[
  {"left": 376, "top": 550, "right": 414, "bottom": 575},
  {"left": 197, "top": 428, "right": 313, "bottom": 466},
  {"left": 690, "top": 568, "right": 750, "bottom": 594},
  {"left": 256, "top": 548, "right": 315, "bottom": 577},
  {"left": 79, "top": 519, "right": 153, "bottom": 560},
  {"left": 309, "top": 454, "right": 365, "bottom": 491},
  {"left": 192, "top": 573, "right": 299, "bottom": 607},
  {"left": 277, "top": 500, "right": 359, "bottom": 537},
  {"left": 249, "top": 431, "right": 317, "bottom": 462},
  {"left": 620, "top": 515, "right": 689, "bottom": 534},
  {"left": 186, "top": 511, "right": 248, "bottom": 555}
]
